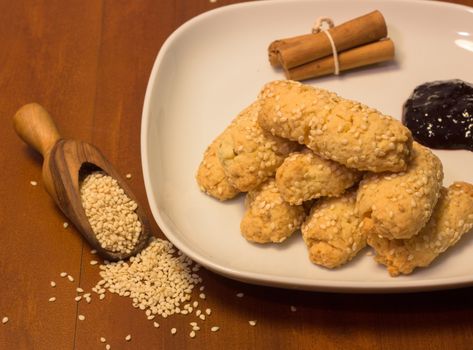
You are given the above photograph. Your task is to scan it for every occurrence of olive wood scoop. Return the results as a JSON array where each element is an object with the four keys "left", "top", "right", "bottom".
[{"left": 13, "top": 103, "right": 151, "bottom": 261}]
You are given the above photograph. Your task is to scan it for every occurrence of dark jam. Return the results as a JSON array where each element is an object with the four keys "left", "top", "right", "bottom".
[{"left": 402, "top": 79, "right": 473, "bottom": 151}]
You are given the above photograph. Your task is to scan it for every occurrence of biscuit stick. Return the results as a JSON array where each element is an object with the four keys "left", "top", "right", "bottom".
[
  {"left": 368, "top": 182, "right": 473, "bottom": 276},
  {"left": 258, "top": 80, "right": 412, "bottom": 173},
  {"left": 302, "top": 190, "right": 366, "bottom": 269}
]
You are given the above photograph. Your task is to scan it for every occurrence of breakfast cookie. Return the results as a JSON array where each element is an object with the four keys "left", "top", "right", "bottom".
[
  {"left": 241, "top": 179, "right": 306, "bottom": 243},
  {"left": 357, "top": 142, "right": 443, "bottom": 240},
  {"left": 276, "top": 148, "right": 361, "bottom": 205},
  {"left": 367, "top": 182, "right": 473, "bottom": 276},
  {"left": 217, "top": 102, "right": 298, "bottom": 192},
  {"left": 301, "top": 190, "right": 366, "bottom": 269},
  {"left": 257, "top": 80, "right": 413, "bottom": 173}
]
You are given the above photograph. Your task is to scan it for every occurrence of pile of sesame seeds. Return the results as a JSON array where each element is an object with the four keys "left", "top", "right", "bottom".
[
  {"left": 80, "top": 171, "right": 141, "bottom": 254},
  {"left": 92, "top": 237, "right": 202, "bottom": 318}
]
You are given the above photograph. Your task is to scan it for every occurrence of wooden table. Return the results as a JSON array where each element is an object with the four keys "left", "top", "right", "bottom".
[{"left": 1, "top": 1, "right": 473, "bottom": 349}]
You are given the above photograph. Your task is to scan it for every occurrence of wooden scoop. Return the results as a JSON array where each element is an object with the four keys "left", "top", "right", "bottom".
[{"left": 13, "top": 103, "right": 151, "bottom": 261}]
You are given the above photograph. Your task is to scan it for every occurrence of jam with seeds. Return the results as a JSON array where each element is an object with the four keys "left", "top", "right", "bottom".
[{"left": 402, "top": 79, "right": 473, "bottom": 151}]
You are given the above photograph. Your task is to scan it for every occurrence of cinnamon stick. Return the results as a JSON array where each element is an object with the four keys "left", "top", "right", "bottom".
[
  {"left": 268, "top": 33, "right": 314, "bottom": 67},
  {"left": 278, "top": 10, "right": 387, "bottom": 70},
  {"left": 284, "top": 38, "right": 395, "bottom": 81}
]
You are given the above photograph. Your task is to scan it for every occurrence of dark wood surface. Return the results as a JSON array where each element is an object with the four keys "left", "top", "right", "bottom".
[{"left": 1, "top": 1, "right": 473, "bottom": 349}]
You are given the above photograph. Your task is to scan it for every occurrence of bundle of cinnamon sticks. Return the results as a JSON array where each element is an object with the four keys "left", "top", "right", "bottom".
[{"left": 268, "top": 10, "right": 395, "bottom": 81}]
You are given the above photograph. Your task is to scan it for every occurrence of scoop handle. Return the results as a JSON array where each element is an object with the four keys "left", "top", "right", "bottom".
[{"left": 13, "top": 103, "right": 61, "bottom": 157}]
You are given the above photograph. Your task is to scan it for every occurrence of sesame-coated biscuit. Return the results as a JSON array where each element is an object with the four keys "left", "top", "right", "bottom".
[
  {"left": 301, "top": 190, "right": 366, "bottom": 269},
  {"left": 367, "top": 182, "right": 473, "bottom": 276},
  {"left": 257, "top": 80, "right": 413, "bottom": 173},
  {"left": 196, "top": 134, "right": 240, "bottom": 201},
  {"left": 241, "top": 179, "right": 306, "bottom": 244},
  {"left": 217, "top": 101, "right": 298, "bottom": 192},
  {"left": 276, "top": 148, "right": 362, "bottom": 205},
  {"left": 357, "top": 142, "right": 443, "bottom": 240}
]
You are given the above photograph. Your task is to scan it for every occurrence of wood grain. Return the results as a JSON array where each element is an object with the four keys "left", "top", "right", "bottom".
[{"left": 1, "top": 1, "right": 473, "bottom": 350}]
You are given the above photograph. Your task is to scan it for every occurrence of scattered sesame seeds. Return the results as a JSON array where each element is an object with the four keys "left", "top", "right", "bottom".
[
  {"left": 78, "top": 315, "right": 85, "bottom": 321},
  {"left": 211, "top": 326, "right": 220, "bottom": 332},
  {"left": 2, "top": 317, "right": 8, "bottom": 324},
  {"left": 93, "top": 238, "right": 201, "bottom": 319},
  {"left": 171, "top": 328, "right": 177, "bottom": 335},
  {"left": 48, "top": 297, "right": 56, "bottom": 302},
  {"left": 125, "top": 334, "right": 132, "bottom": 341},
  {"left": 236, "top": 292, "right": 244, "bottom": 298},
  {"left": 30, "top": 181, "right": 38, "bottom": 186},
  {"left": 249, "top": 320, "right": 257, "bottom": 326},
  {"left": 50, "top": 281, "right": 56, "bottom": 287}
]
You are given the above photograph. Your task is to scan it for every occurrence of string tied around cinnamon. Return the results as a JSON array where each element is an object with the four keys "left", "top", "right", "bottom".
[{"left": 312, "top": 17, "right": 339, "bottom": 75}]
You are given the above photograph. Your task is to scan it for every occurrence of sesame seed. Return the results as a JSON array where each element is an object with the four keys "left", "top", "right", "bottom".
[
  {"left": 99, "top": 294, "right": 105, "bottom": 300},
  {"left": 49, "top": 297, "right": 56, "bottom": 302},
  {"left": 100, "top": 337, "right": 106, "bottom": 343},
  {"left": 193, "top": 301, "right": 199, "bottom": 308},
  {"left": 205, "top": 308, "right": 211, "bottom": 315},
  {"left": 211, "top": 326, "right": 220, "bottom": 332},
  {"left": 189, "top": 330, "right": 196, "bottom": 338},
  {"left": 199, "top": 314, "right": 206, "bottom": 321},
  {"left": 125, "top": 334, "right": 131, "bottom": 341},
  {"left": 90, "top": 260, "right": 98, "bottom": 265},
  {"left": 75, "top": 296, "right": 82, "bottom": 302},
  {"left": 30, "top": 181, "right": 38, "bottom": 186},
  {"left": 60, "top": 272, "right": 67, "bottom": 278},
  {"left": 76, "top": 288, "right": 84, "bottom": 293},
  {"left": 199, "top": 293, "right": 206, "bottom": 300},
  {"left": 78, "top": 315, "right": 85, "bottom": 321},
  {"left": 105, "top": 345, "right": 111, "bottom": 350},
  {"left": 125, "top": 173, "right": 132, "bottom": 179},
  {"left": 50, "top": 281, "right": 56, "bottom": 288},
  {"left": 171, "top": 328, "right": 177, "bottom": 335},
  {"left": 199, "top": 286, "right": 205, "bottom": 291},
  {"left": 153, "top": 322, "right": 160, "bottom": 328},
  {"left": 249, "top": 320, "right": 257, "bottom": 326},
  {"left": 2, "top": 317, "right": 8, "bottom": 324},
  {"left": 290, "top": 306, "right": 297, "bottom": 312},
  {"left": 91, "top": 249, "right": 97, "bottom": 254},
  {"left": 67, "top": 275, "right": 74, "bottom": 282},
  {"left": 236, "top": 292, "right": 244, "bottom": 298}
]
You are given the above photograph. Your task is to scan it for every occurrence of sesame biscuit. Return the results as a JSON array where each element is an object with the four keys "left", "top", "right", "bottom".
[
  {"left": 257, "top": 80, "right": 413, "bottom": 173},
  {"left": 367, "top": 182, "right": 473, "bottom": 276},
  {"left": 217, "top": 102, "right": 298, "bottom": 192},
  {"left": 241, "top": 179, "right": 306, "bottom": 243},
  {"left": 301, "top": 191, "right": 366, "bottom": 269},
  {"left": 357, "top": 142, "right": 443, "bottom": 240},
  {"left": 196, "top": 136, "right": 240, "bottom": 201},
  {"left": 276, "top": 148, "right": 362, "bottom": 205}
]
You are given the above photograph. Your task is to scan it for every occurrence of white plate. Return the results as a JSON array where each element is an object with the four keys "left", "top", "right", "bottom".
[{"left": 141, "top": 0, "right": 473, "bottom": 293}]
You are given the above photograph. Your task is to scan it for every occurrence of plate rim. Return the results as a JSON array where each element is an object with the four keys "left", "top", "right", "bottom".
[{"left": 141, "top": 0, "right": 473, "bottom": 293}]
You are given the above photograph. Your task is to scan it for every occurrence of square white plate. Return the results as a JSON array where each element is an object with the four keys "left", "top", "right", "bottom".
[{"left": 141, "top": 0, "right": 473, "bottom": 293}]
